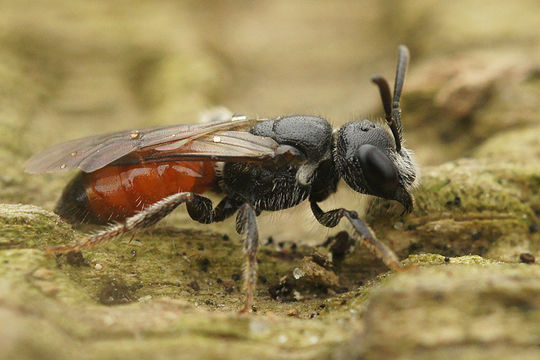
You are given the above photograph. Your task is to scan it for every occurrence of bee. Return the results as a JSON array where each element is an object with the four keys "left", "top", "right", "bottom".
[{"left": 26, "top": 46, "right": 417, "bottom": 312}]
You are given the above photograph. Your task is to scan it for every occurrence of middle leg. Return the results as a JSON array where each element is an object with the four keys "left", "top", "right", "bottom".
[{"left": 235, "top": 203, "right": 259, "bottom": 313}]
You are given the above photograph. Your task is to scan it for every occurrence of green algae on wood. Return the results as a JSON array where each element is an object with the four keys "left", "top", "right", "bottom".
[
  {"left": 354, "top": 261, "right": 540, "bottom": 359},
  {"left": 0, "top": 204, "right": 75, "bottom": 250},
  {"left": 367, "top": 159, "right": 539, "bottom": 262},
  {"left": 0, "top": 205, "right": 363, "bottom": 360}
]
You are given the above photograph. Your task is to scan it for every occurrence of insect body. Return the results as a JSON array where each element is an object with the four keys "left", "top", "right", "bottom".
[{"left": 26, "top": 46, "right": 417, "bottom": 313}]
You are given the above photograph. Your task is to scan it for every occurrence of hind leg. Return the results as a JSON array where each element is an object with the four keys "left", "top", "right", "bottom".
[{"left": 49, "top": 193, "right": 240, "bottom": 253}]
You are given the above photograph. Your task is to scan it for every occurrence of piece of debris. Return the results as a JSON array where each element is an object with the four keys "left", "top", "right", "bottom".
[
  {"left": 299, "top": 256, "right": 340, "bottom": 289},
  {"left": 311, "top": 251, "right": 332, "bottom": 268},
  {"left": 198, "top": 258, "right": 210, "bottom": 272},
  {"left": 519, "top": 253, "right": 535, "bottom": 264},
  {"left": 293, "top": 267, "right": 305, "bottom": 280},
  {"left": 287, "top": 309, "right": 299, "bottom": 317},
  {"left": 32, "top": 267, "right": 54, "bottom": 280},
  {"left": 268, "top": 255, "right": 340, "bottom": 302},
  {"left": 188, "top": 280, "right": 201, "bottom": 291},
  {"left": 268, "top": 276, "right": 295, "bottom": 301},
  {"left": 66, "top": 251, "right": 88, "bottom": 266},
  {"left": 98, "top": 278, "right": 137, "bottom": 305},
  {"left": 329, "top": 231, "right": 354, "bottom": 262},
  {"left": 37, "top": 281, "right": 61, "bottom": 297}
]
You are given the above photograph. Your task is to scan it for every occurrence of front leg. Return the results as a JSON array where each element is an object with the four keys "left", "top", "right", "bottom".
[{"left": 310, "top": 201, "right": 402, "bottom": 271}]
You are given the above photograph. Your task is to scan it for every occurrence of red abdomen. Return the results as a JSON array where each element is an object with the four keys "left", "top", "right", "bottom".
[{"left": 55, "top": 161, "right": 216, "bottom": 224}]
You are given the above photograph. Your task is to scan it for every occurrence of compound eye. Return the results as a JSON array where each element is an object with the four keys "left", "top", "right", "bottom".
[{"left": 358, "top": 144, "right": 399, "bottom": 197}]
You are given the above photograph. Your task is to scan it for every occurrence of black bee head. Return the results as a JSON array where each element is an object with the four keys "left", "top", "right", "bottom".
[
  {"left": 334, "top": 120, "right": 417, "bottom": 213},
  {"left": 334, "top": 45, "right": 417, "bottom": 213}
]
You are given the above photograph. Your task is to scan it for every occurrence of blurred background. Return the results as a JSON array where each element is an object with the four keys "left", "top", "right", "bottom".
[{"left": 1, "top": 0, "right": 540, "bottom": 241}]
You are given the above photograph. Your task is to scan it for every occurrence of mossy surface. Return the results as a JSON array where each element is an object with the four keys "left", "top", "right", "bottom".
[{"left": 366, "top": 117, "right": 540, "bottom": 263}]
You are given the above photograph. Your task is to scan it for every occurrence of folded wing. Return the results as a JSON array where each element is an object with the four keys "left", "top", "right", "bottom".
[{"left": 25, "top": 118, "right": 284, "bottom": 173}]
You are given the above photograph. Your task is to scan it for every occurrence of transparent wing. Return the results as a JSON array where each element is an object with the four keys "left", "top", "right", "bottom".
[
  {"left": 25, "top": 117, "right": 278, "bottom": 173},
  {"left": 112, "top": 130, "right": 283, "bottom": 166}
]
